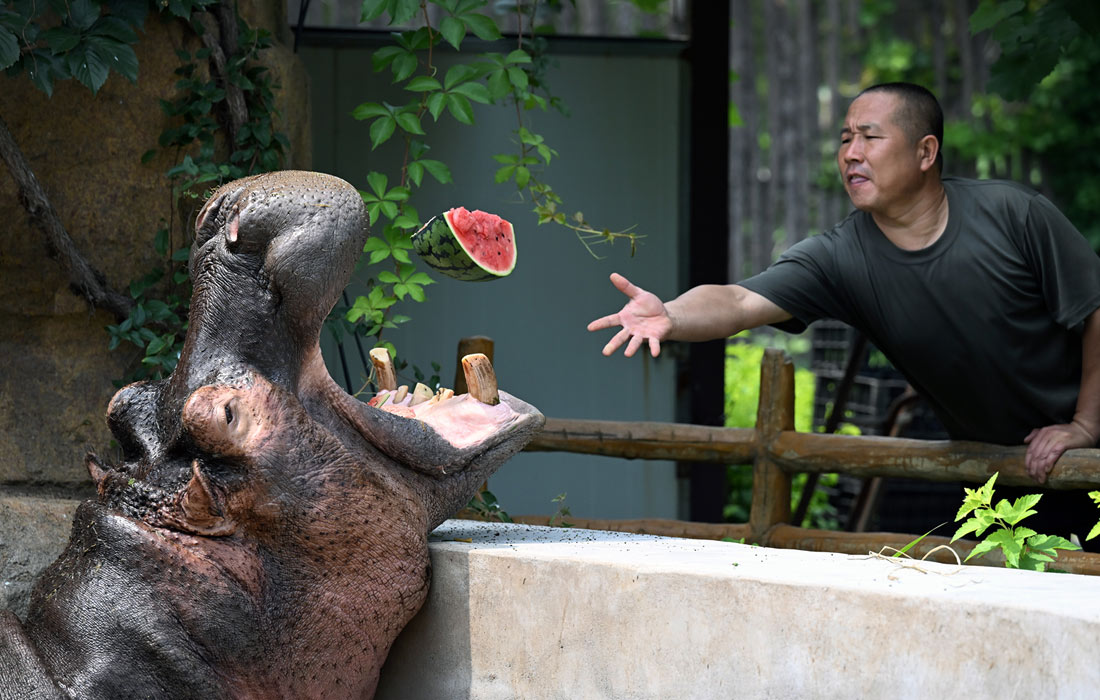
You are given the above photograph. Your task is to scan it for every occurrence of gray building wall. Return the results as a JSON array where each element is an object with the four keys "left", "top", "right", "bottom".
[{"left": 300, "top": 42, "right": 686, "bottom": 519}]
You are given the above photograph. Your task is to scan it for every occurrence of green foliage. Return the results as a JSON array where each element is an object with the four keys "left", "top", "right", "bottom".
[
  {"left": 951, "top": 473, "right": 1080, "bottom": 571},
  {"left": 465, "top": 488, "right": 513, "bottom": 523},
  {"left": 723, "top": 331, "right": 847, "bottom": 530},
  {"left": 548, "top": 492, "right": 573, "bottom": 528},
  {"left": 1088, "top": 491, "right": 1100, "bottom": 542},
  {"left": 956, "top": 0, "right": 1100, "bottom": 249}
]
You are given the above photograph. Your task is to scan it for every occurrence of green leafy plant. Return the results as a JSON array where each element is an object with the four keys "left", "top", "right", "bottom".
[
  {"left": 951, "top": 473, "right": 1081, "bottom": 571},
  {"left": 465, "top": 488, "right": 512, "bottom": 523},
  {"left": 1088, "top": 491, "right": 1100, "bottom": 542},
  {"left": 548, "top": 492, "right": 573, "bottom": 528}
]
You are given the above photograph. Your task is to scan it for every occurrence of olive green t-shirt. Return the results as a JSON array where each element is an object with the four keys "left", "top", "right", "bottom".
[{"left": 739, "top": 177, "right": 1100, "bottom": 445}]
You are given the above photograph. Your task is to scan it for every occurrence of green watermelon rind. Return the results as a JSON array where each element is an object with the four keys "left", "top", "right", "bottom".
[{"left": 411, "top": 210, "right": 516, "bottom": 282}]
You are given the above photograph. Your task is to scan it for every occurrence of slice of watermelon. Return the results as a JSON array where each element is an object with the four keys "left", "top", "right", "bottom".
[{"left": 412, "top": 207, "right": 516, "bottom": 282}]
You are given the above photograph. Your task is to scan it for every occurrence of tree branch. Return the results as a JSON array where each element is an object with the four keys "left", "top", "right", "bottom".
[
  {"left": 197, "top": 0, "right": 247, "bottom": 149},
  {"left": 0, "top": 111, "right": 134, "bottom": 322}
]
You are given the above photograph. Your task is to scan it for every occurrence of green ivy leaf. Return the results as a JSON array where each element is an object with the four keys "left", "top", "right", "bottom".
[
  {"left": 40, "top": 26, "right": 82, "bottom": 53},
  {"left": 89, "top": 16, "right": 139, "bottom": 43},
  {"left": 392, "top": 111, "right": 422, "bottom": 135},
  {"left": 406, "top": 161, "right": 424, "bottom": 187},
  {"left": 369, "top": 115, "right": 396, "bottom": 148},
  {"left": 391, "top": 52, "right": 417, "bottom": 82},
  {"left": 363, "top": 237, "right": 392, "bottom": 264},
  {"left": 450, "top": 80, "right": 490, "bottom": 104},
  {"left": 370, "top": 45, "right": 404, "bottom": 72},
  {"left": 507, "top": 66, "right": 528, "bottom": 90},
  {"left": 494, "top": 165, "right": 515, "bottom": 183},
  {"left": 426, "top": 91, "right": 447, "bottom": 120},
  {"left": 970, "top": 0, "right": 1025, "bottom": 34},
  {"left": 389, "top": 0, "right": 419, "bottom": 24},
  {"left": 440, "top": 15, "right": 465, "bottom": 50},
  {"left": 87, "top": 36, "right": 138, "bottom": 83},
  {"left": 446, "top": 92, "right": 475, "bottom": 124},
  {"left": 0, "top": 27, "right": 18, "bottom": 71},
  {"left": 67, "top": 41, "right": 110, "bottom": 93},
  {"left": 506, "top": 49, "right": 531, "bottom": 64},
  {"left": 444, "top": 62, "right": 480, "bottom": 89},
  {"left": 487, "top": 69, "right": 510, "bottom": 100},
  {"left": 515, "top": 165, "right": 530, "bottom": 189},
  {"left": 352, "top": 101, "right": 390, "bottom": 120},
  {"left": 461, "top": 12, "right": 501, "bottom": 40},
  {"left": 405, "top": 75, "right": 442, "bottom": 92},
  {"left": 419, "top": 158, "right": 451, "bottom": 183},
  {"left": 361, "top": 0, "right": 390, "bottom": 22},
  {"left": 68, "top": 0, "right": 101, "bottom": 31}
]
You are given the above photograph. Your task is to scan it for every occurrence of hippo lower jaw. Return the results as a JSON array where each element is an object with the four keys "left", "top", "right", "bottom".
[{"left": 312, "top": 346, "right": 545, "bottom": 486}]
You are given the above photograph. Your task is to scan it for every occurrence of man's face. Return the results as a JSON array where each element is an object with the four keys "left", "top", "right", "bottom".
[{"left": 837, "top": 92, "right": 925, "bottom": 215}]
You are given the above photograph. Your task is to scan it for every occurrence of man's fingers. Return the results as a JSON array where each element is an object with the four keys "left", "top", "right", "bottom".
[
  {"left": 587, "top": 314, "right": 620, "bottom": 332},
  {"left": 609, "top": 272, "right": 644, "bottom": 300},
  {"left": 624, "top": 334, "right": 644, "bottom": 358},
  {"left": 648, "top": 337, "right": 661, "bottom": 357},
  {"left": 602, "top": 328, "right": 631, "bottom": 356}
]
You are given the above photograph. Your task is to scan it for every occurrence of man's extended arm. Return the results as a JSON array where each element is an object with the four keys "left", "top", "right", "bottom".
[
  {"left": 1024, "top": 306, "right": 1100, "bottom": 481},
  {"left": 587, "top": 272, "right": 792, "bottom": 357}
]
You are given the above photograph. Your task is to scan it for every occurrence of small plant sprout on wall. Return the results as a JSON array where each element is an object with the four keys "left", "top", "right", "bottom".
[{"left": 951, "top": 473, "right": 1081, "bottom": 572}]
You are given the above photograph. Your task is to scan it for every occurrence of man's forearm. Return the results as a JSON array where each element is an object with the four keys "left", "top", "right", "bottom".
[
  {"left": 1074, "top": 307, "right": 1100, "bottom": 440},
  {"left": 664, "top": 284, "right": 790, "bottom": 342}
]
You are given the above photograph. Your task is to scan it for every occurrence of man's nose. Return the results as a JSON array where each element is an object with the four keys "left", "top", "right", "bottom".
[{"left": 842, "top": 139, "right": 864, "bottom": 161}]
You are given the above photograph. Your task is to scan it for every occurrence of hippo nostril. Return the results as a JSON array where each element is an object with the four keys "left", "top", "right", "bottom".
[{"left": 224, "top": 403, "right": 234, "bottom": 426}]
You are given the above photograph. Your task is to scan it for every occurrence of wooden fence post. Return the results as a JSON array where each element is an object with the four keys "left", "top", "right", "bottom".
[{"left": 749, "top": 348, "right": 795, "bottom": 542}]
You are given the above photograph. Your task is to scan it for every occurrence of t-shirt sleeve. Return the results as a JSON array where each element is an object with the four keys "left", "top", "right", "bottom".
[
  {"left": 1022, "top": 194, "right": 1100, "bottom": 331},
  {"left": 738, "top": 234, "right": 849, "bottom": 334}
]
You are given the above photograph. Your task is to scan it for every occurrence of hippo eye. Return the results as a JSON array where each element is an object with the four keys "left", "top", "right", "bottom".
[{"left": 224, "top": 404, "right": 234, "bottom": 425}]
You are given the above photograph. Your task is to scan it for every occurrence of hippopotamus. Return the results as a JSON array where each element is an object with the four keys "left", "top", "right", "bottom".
[{"left": 0, "top": 171, "right": 543, "bottom": 698}]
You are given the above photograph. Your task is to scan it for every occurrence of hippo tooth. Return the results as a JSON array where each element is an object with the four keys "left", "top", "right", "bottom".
[
  {"left": 409, "top": 383, "right": 434, "bottom": 406},
  {"left": 440, "top": 388, "right": 454, "bottom": 401},
  {"left": 369, "top": 347, "right": 397, "bottom": 391},
  {"left": 85, "top": 453, "right": 110, "bottom": 487},
  {"left": 461, "top": 353, "right": 500, "bottom": 405},
  {"left": 393, "top": 385, "right": 409, "bottom": 403}
]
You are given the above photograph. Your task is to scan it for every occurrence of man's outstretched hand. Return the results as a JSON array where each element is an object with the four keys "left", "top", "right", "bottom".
[
  {"left": 1023, "top": 421, "right": 1098, "bottom": 482},
  {"left": 587, "top": 273, "right": 672, "bottom": 357}
]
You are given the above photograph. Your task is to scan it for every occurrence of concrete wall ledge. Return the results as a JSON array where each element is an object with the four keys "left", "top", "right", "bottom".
[{"left": 378, "top": 520, "right": 1100, "bottom": 700}]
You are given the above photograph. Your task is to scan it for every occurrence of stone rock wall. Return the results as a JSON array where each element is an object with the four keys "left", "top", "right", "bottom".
[{"left": 0, "top": 0, "right": 310, "bottom": 617}]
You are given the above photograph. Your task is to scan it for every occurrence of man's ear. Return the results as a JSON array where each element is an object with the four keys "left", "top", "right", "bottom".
[{"left": 917, "top": 134, "right": 940, "bottom": 173}]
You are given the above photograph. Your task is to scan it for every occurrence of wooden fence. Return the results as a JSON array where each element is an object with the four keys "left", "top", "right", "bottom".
[{"left": 517, "top": 349, "right": 1100, "bottom": 576}]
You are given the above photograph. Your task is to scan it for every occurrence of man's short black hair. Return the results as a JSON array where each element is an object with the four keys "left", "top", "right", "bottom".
[{"left": 858, "top": 82, "right": 944, "bottom": 172}]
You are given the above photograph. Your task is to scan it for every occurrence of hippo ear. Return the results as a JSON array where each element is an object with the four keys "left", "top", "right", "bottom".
[{"left": 176, "top": 460, "right": 237, "bottom": 536}]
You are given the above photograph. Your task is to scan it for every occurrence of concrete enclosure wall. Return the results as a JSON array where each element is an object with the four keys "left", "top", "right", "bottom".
[{"left": 378, "top": 520, "right": 1100, "bottom": 699}]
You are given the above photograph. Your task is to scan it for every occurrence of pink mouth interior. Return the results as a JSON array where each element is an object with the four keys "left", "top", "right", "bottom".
[{"left": 369, "top": 391, "right": 522, "bottom": 449}]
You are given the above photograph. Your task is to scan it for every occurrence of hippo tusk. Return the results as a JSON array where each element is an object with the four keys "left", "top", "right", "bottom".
[
  {"left": 461, "top": 354, "right": 499, "bottom": 405},
  {"left": 370, "top": 347, "right": 397, "bottom": 392}
]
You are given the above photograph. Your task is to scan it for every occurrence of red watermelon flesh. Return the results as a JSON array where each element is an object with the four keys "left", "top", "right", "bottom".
[{"left": 444, "top": 207, "right": 516, "bottom": 275}]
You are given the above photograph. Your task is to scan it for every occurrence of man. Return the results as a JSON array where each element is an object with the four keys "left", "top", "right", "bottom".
[{"left": 589, "top": 82, "right": 1100, "bottom": 490}]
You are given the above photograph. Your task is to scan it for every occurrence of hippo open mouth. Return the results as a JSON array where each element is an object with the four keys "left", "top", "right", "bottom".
[{"left": 0, "top": 171, "right": 544, "bottom": 699}]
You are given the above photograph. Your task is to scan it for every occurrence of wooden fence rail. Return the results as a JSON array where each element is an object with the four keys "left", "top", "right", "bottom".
[{"left": 519, "top": 348, "right": 1100, "bottom": 575}]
